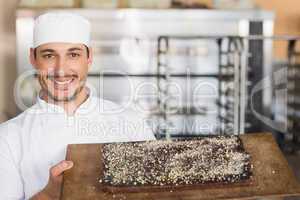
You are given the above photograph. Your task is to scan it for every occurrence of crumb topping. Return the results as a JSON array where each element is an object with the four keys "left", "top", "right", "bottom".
[{"left": 101, "top": 136, "right": 252, "bottom": 186}]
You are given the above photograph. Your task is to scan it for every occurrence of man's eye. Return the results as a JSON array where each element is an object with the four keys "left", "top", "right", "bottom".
[
  {"left": 42, "top": 54, "right": 54, "bottom": 59},
  {"left": 69, "top": 53, "right": 80, "bottom": 58}
]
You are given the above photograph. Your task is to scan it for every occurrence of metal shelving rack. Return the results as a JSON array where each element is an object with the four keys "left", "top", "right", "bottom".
[
  {"left": 218, "top": 37, "right": 245, "bottom": 135},
  {"left": 156, "top": 36, "right": 246, "bottom": 138},
  {"left": 237, "top": 35, "right": 300, "bottom": 152},
  {"left": 287, "top": 38, "right": 300, "bottom": 152}
]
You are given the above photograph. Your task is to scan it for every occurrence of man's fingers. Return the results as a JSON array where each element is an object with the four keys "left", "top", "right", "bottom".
[
  {"left": 50, "top": 160, "right": 73, "bottom": 178},
  {"left": 43, "top": 161, "right": 73, "bottom": 199}
]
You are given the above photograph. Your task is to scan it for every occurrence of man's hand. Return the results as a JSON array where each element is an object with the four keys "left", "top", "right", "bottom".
[{"left": 30, "top": 160, "right": 73, "bottom": 200}]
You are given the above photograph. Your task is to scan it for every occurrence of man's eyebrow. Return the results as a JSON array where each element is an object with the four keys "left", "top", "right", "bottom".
[
  {"left": 39, "top": 49, "right": 55, "bottom": 53},
  {"left": 68, "top": 47, "right": 84, "bottom": 52}
]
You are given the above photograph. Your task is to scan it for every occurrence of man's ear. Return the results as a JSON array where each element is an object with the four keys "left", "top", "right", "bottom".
[
  {"left": 29, "top": 48, "right": 37, "bottom": 69},
  {"left": 87, "top": 47, "right": 93, "bottom": 68}
]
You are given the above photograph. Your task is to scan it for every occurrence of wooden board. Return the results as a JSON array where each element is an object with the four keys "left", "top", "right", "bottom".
[{"left": 61, "top": 133, "right": 300, "bottom": 200}]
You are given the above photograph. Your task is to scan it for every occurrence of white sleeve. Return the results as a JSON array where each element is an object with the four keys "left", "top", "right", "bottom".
[{"left": 0, "top": 135, "right": 24, "bottom": 200}]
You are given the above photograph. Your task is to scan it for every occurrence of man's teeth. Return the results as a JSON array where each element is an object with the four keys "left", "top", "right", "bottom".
[{"left": 54, "top": 79, "right": 73, "bottom": 85}]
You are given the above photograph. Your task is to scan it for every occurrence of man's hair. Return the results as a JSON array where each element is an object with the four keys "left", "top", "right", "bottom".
[{"left": 33, "top": 45, "right": 90, "bottom": 59}]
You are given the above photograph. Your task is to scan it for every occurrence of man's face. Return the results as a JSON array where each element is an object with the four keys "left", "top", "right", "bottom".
[{"left": 30, "top": 43, "right": 92, "bottom": 102}]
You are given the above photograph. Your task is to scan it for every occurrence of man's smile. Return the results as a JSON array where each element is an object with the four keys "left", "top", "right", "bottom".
[{"left": 45, "top": 74, "right": 78, "bottom": 91}]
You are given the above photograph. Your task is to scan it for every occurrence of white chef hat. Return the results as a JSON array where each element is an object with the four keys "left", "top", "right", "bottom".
[{"left": 33, "top": 12, "right": 91, "bottom": 48}]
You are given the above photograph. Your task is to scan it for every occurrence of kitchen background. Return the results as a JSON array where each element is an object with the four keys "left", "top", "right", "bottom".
[
  {"left": 0, "top": 0, "right": 299, "bottom": 184},
  {"left": 1, "top": 1, "right": 300, "bottom": 120}
]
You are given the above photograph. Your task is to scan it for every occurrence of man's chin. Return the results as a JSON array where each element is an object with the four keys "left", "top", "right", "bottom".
[
  {"left": 43, "top": 84, "right": 85, "bottom": 103},
  {"left": 52, "top": 95, "right": 77, "bottom": 102},
  {"left": 47, "top": 90, "right": 78, "bottom": 102},
  {"left": 49, "top": 93, "right": 77, "bottom": 102}
]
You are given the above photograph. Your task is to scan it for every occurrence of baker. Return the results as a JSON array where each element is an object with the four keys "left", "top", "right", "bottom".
[{"left": 0, "top": 12, "right": 155, "bottom": 199}]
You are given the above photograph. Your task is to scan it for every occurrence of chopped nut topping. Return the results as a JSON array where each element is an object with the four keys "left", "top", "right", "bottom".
[{"left": 101, "top": 136, "right": 252, "bottom": 186}]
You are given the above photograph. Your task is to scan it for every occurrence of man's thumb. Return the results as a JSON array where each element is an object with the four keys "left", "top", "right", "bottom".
[{"left": 50, "top": 160, "right": 73, "bottom": 178}]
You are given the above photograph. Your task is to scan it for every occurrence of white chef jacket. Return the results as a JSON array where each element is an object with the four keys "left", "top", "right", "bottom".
[{"left": 0, "top": 94, "right": 155, "bottom": 199}]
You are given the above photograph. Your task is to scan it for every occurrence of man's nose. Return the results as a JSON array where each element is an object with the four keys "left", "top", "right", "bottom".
[{"left": 55, "top": 56, "right": 66, "bottom": 71}]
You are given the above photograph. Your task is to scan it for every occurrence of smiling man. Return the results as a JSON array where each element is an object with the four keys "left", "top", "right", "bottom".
[
  {"left": 33, "top": 42, "right": 91, "bottom": 114},
  {"left": 0, "top": 12, "right": 155, "bottom": 200}
]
